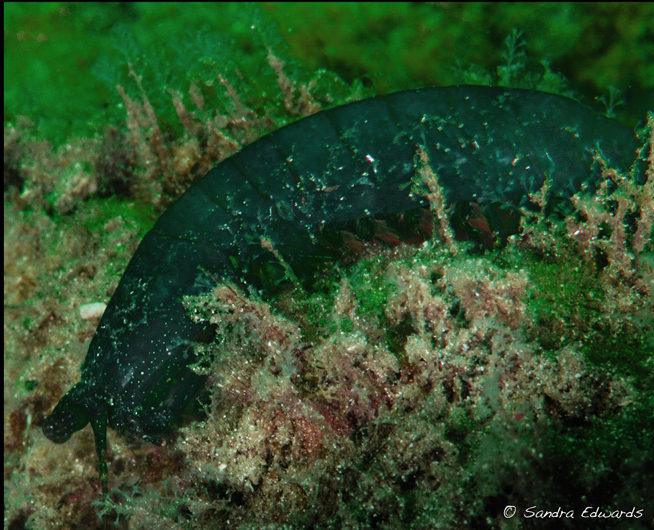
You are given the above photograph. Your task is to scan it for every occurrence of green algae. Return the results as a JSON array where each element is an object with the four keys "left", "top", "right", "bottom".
[
  {"left": 80, "top": 196, "right": 156, "bottom": 238},
  {"left": 6, "top": 3, "right": 652, "bottom": 147}
]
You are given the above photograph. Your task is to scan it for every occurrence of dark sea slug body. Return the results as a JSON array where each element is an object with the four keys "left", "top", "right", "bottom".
[{"left": 42, "top": 86, "right": 637, "bottom": 492}]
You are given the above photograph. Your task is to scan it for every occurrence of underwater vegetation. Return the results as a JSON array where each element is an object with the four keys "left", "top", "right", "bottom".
[{"left": 4, "top": 3, "right": 653, "bottom": 529}]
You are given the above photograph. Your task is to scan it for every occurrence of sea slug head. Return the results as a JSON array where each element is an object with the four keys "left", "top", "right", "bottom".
[{"left": 42, "top": 384, "right": 91, "bottom": 444}]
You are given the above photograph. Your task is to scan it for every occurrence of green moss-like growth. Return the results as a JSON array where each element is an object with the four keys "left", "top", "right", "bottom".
[{"left": 263, "top": 3, "right": 654, "bottom": 126}]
